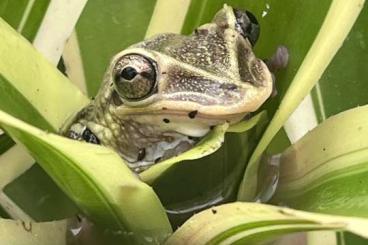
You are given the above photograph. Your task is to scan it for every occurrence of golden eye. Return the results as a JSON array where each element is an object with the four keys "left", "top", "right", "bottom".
[{"left": 113, "top": 54, "right": 157, "bottom": 101}]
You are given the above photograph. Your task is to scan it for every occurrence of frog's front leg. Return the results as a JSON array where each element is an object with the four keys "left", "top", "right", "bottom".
[{"left": 265, "top": 45, "right": 289, "bottom": 97}]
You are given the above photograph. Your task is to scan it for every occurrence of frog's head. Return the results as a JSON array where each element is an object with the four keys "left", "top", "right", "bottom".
[
  {"left": 99, "top": 5, "right": 272, "bottom": 137},
  {"left": 65, "top": 5, "right": 273, "bottom": 170}
]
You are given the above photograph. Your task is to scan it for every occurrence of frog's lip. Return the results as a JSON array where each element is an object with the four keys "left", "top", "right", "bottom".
[
  {"left": 120, "top": 109, "right": 248, "bottom": 124},
  {"left": 115, "top": 99, "right": 265, "bottom": 122}
]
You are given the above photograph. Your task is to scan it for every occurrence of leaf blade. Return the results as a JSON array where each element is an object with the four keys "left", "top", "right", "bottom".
[
  {"left": 0, "top": 17, "right": 89, "bottom": 131},
  {"left": 237, "top": 0, "right": 366, "bottom": 201},
  {"left": 272, "top": 105, "right": 368, "bottom": 218},
  {"left": 0, "top": 110, "right": 172, "bottom": 244},
  {"left": 166, "top": 202, "right": 368, "bottom": 245}
]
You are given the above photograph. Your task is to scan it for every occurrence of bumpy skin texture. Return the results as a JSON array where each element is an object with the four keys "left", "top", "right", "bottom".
[{"left": 64, "top": 5, "right": 273, "bottom": 172}]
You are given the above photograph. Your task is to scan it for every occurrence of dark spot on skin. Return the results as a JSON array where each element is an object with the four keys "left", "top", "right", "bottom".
[
  {"left": 163, "top": 118, "right": 170, "bottom": 123},
  {"left": 36, "top": 88, "right": 39, "bottom": 92},
  {"left": 210, "top": 125, "right": 215, "bottom": 130},
  {"left": 195, "top": 29, "right": 209, "bottom": 35},
  {"left": 137, "top": 148, "right": 146, "bottom": 161},
  {"left": 161, "top": 71, "right": 167, "bottom": 75},
  {"left": 67, "top": 130, "right": 80, "bottom": 140},
  {"left": 188, "top": 110, "right": 198, "bottom": 119},
  {"left": 220, "top": 83, "right": 238, "bottom": 90},
  {"left": 322, "top": 147, "right": 326, "bottom": 151},
  {"left": 243, "top": 113, "right": 253, "bottom": 120},
  {"left": 211, "top": 209, "right": 217, "bottom": 214},
  {"left": 162, "top": 107, "right": 167, "bottom": 110},
  {"left": 22, "top": 221, "right": 32, "bottom": 232},
  {"left": 218, "top": 21, "right": 229, "bottom": 29},
  {"left": 82, "top": 128, "right": 100, "bottom": 144},
  {"left": 76, "top": 215, "right": 82, "bottom": 222},
  {"left": 155, "top": 157, "right": 161, "bottom": 163},
  {"left": 188, "top": 136, "right": 200, "bottom": 142},
  {"left": 111, "top": 90, "right": 123, "bottom": 106}
]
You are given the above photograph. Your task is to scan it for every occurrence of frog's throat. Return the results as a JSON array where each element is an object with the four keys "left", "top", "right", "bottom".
[{"left": 68, "top": 103, "right": 197, "bottom": 173}]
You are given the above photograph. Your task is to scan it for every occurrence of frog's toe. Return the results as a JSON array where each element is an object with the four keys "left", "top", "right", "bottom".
[{"left": 265, "top": 45, "right": 289, "bottom": 72}]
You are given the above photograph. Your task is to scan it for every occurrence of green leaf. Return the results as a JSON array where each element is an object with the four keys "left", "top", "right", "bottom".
[
  {"left": 276, "top": 2, "right": 368, "bottom": 157},
  {"left": 0, "top": 17, "right": 89, "bottom": 131},
  {"left": 166, "top": 202, "right": 368, "bottom": 245},
  {"left": 0, "top": 218, "right": 68, "bottom": 245},
  {"left": 0, "top": 9, "right": 89, "bottom": 222},
  {"left": 0, "top": 0, "right": 87, "bottom": 220},
  {"left": 311, "top": 3, "right": 368, "bottom": 121},
  {"left": 0, "top": 110, "right": 172, "bottom": 244},
  {"left": 3, "top": 164, "right": 78, "bottom": 221},
  {"left": 0, "top": 0, "right": 50, "bottom": 42},
  {"left": 141, "top": 111, "right": 267, "bottom": 184},
  {"left": 140, "top": 123, "right": 229, "bottom": 184},
  {"left": 141, "top": 112, "right": 267, "bottom": 227},
  {"left": 237, "top": 0, "right": 365, "bottom": 201},
  {"left": 271, "top": 105, "right": 368, "bottom": 218}
]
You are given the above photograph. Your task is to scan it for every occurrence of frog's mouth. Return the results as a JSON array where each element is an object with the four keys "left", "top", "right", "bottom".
[{"left": 116, "top": 109, "right": 249, "bottom": 138}]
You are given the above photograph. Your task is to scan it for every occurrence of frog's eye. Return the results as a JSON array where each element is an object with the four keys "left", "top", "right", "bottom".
[
  {"left": 113, "top": 54, "right": 157, "bottom": 101},
  {"left": 233, "top": 9, "right": 260, "bottom": 46}
]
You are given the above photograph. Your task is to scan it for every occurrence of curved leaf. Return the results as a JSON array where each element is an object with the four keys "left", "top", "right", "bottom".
[
  {"left": 311, "top": 3, "right": 368, "bottom": 121},
  {"left": 271, "top": 105, "right": 368, "bottom": 218},
  {"left": 141, "top": 111, "right": 267, "bottom": 184},
  {"left": 140, "top": 123, "right": 228, "bottom": 184},
  {"left": 0, "top": 17, "right": 88, "bottom": 131},
  {"left": 166, "top": 202, "right": 368, "bottom": 245},
  {"left": 0, "top": 11, "right": 89, "bottom": 221},
  {"left": 0, "top": 110, "right": 172, "bottom": 244},
  {"left": 237, "top": 0, "right": 365, "bottom": 201},
  {"left": 0, "top": 0, "right": 50, "bottom": 42}
]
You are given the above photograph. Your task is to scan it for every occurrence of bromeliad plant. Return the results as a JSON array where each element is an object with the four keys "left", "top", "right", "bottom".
[{"left": 0, "top": 0, "right": 368, "bottom": 244}]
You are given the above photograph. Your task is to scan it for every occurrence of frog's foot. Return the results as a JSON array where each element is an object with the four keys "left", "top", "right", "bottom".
[{"left": 264, "top": 45, "right": 289, "bottom": 97}]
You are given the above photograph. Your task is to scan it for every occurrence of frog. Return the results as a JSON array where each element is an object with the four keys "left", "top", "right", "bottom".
[{"left": 64, "top": 4, "right": 288, "bottom": 173}]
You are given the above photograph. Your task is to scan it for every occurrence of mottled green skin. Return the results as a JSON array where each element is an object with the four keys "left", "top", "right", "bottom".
[{"left": 65, "top": 5, "right": 273, "bottom": 172}]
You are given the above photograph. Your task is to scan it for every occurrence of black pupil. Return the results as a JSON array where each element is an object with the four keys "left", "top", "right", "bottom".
[{"left": 120, "top": 66, "right": 138, "bottom": 80}]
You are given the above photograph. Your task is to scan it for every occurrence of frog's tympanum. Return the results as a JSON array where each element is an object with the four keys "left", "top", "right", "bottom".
[{"left": 64, "top": 5, "right": 276, "bottom": 172}]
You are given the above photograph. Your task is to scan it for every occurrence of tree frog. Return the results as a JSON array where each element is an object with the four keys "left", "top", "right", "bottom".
[{"left": 64, "top": 5, "right": 287, "bottom": 172}]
